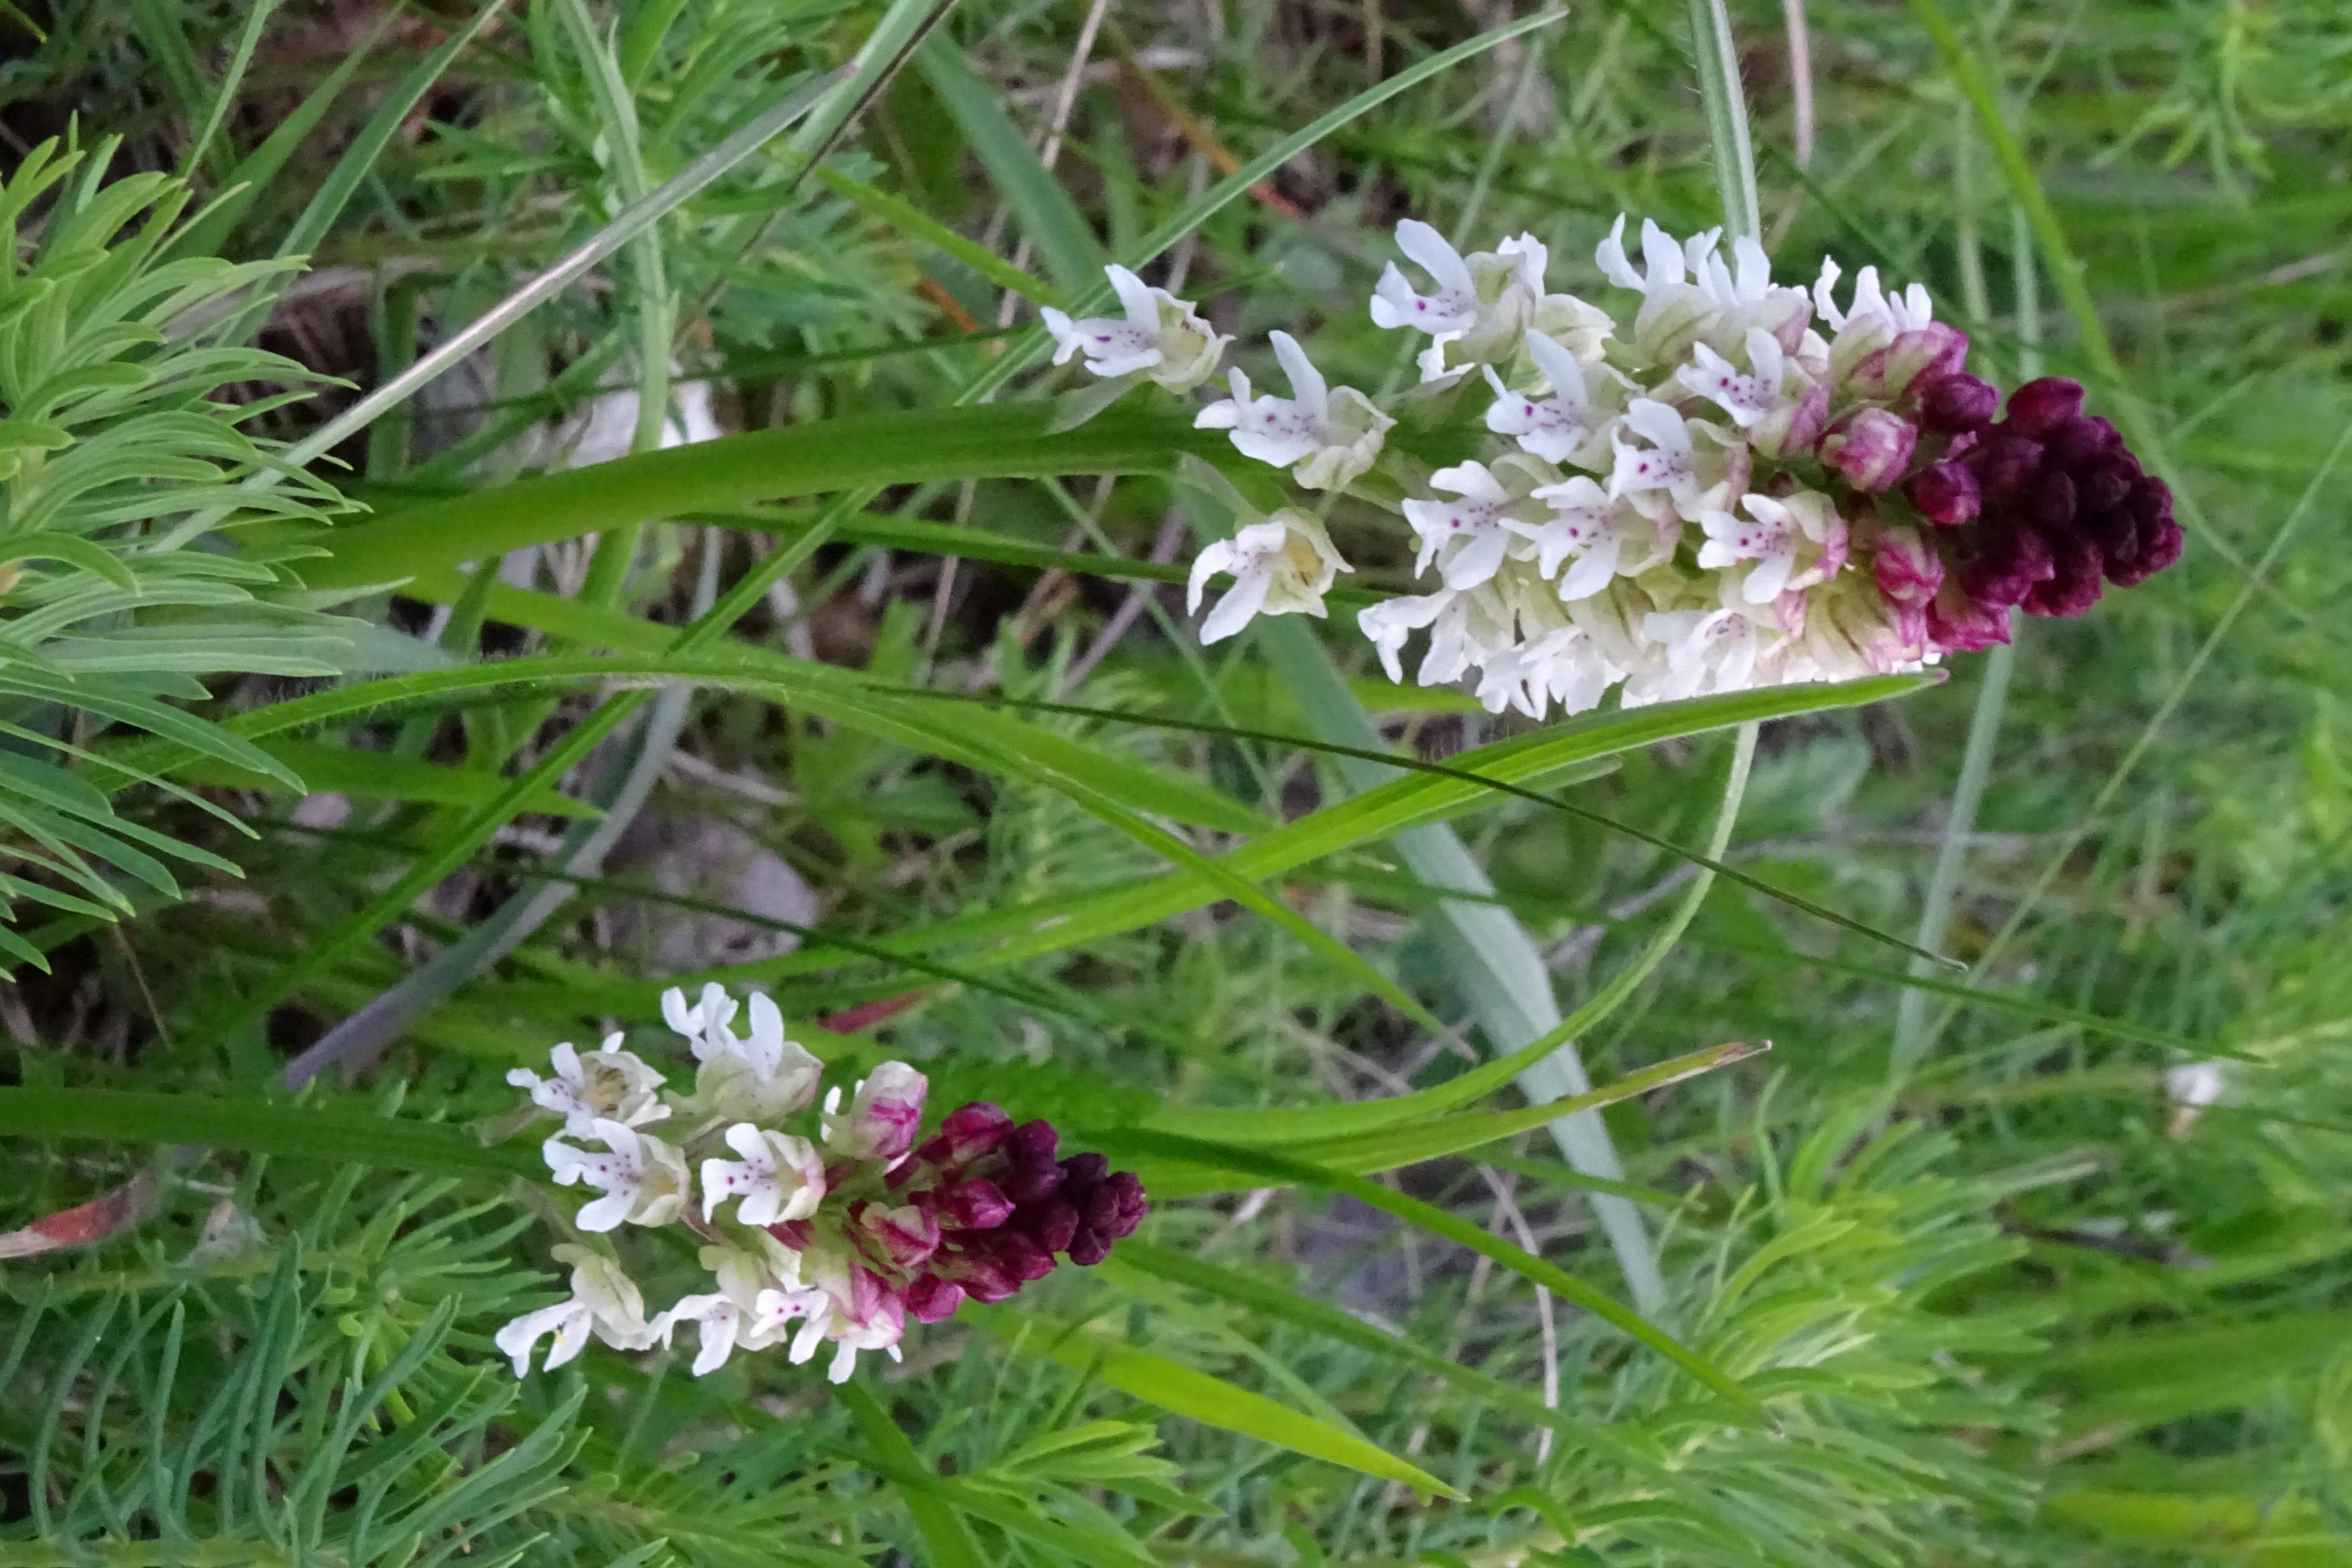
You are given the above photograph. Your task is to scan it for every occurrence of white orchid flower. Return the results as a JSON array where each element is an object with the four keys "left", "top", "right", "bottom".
[
  {"left": 1696, "top": 490, "right": 1848, "bottom": 604},
  {"left": 1676, "top": 328, "right": 1794, "bottom": 429},
  {"left": 495, "top": 1244, "right": 658, "bottom": 1377},
  {"left": 1357, "top": 590, "right": 1455, "bottom": 685},
  {"left": 1517, "top": 475, "right": 1675, "bottom": 601},
  {"left": 1041, "top": 265, "right": 1228, "bottom": 391},
  {"left": 701, "top": 1122, "right": 827, "bottom": 1227},
  {"left": 1482, "top": 330, "right": 1622, "bottom": 467},
  {"left": 1372, "top": 222, "right": 1593, "bottom": 382},
  {"left": 665, "top": 988, "right": 824, "bottom": 1127},
  {"left": 1194, "top": 331, "right": 1392, "bottom": 490},
  {"left": 1606, "top": 398, "right": 1748, "bottom": 516},
  {"left": 1186, "top": 509, "right": 1351, "bottom": 643},
  {"left": 507, "top": 1035, "right": 670, "bottom": 1138},
  {"left": 1403, "top": 456, "right": 1557, "bottom": 590},
  {"left": 543, "top": 1119, "right": 691, "bottom": 1232}
]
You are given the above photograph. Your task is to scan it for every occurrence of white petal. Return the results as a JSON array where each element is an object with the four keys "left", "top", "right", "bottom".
[
  {"left": 1394, "top": 219, "right": 1473, "bottom": 293},
  {"left": 1104, "top": 265, "right": 1157, "bottom": 326},
  {"left": 1186, "top": 540, "right": 1238, "bottom": 613},
  {"left": 1269, "top": 330, "right": 1328, "bottom": 415},
  {"left": 1558, "top": 539, "right": 1622, "bottom": 601},
  {"left": 1200, "top": 572, "right": 1273, "bottom": 644}
]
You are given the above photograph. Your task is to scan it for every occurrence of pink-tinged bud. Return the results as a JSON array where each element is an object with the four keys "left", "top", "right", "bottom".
[
  {"left": 858, "top": 1202, "right": 941, "bottom": 1269},
  {"left": 905, "top": 1274, "right": 965, "bottom": 1324},
  {"left": 932, "top": 1176, "right": 1014, "bottom": 1231},
  {"left": 1750, "top": 381, "right": 1828, "bottom": 460},
  {"left": 1872, "top": 526, "right": 1945, "bottom": 608},
  {"left": 2023, "top": 530, "right": 2105, "bottom": 618},
  {"left": 1853, "top": 323, "right": 1969, "bottom": 400},
  {"left": 1823, "top": 407, "right": 1918, "bottom": 492},
  {"left": 2003, "top": 377, "right": 2084, "bottom": 436},
  {"left": 1015, "top": 1197, "right": 1080, "bottom": 1255},
  {"left": 921, "top": 1101, "right": 1013, "bottom": 1168},
  {"left": 1919, "top": 373, "right": 1999, "bottom": 433},
  {"left": 1903, "top": 461, "right": 1979, "bottom": 525},
  {"left": 831, "top": 1062, "right": 927, "bottom": 1163},
  {"left": 1925, "top": 583, "right": 2013, "bottom": 652}
]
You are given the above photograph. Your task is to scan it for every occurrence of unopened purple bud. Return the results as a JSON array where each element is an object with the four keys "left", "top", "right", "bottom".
[
  {"left": 1872, "top": 526, "right": 1945, "bottom": 608},
  {"left": 1919, "top": 373, "right": 1999, "bottom": 433},
  {"left": 2003, "top": 376, "right": 2085, "bottom": 436},
  {"left": 936, "top": 1102, "right": 1013, "bottom": 1161},
  {"left": 833, "top": 1063, "right": 927, "bottom": 1164},
  {"left": 977, "top": 1227, "right": 1058, "bottom": 1283},
  {"left": 1903, "top": 461, "right": 1979, "bottom": 525},
  {"left": 1065, "top": 1225, "right": 1111, "bottom": 1267},
  {"left": 1967, "top": 434, "right": 2043, "bottom": 500},
  {"left": 905, "top": 1274, "right": 965, "bottom": 1324},
  {"left": 1960, "top": 524, "right": 2054, "bottom": 609},
  {"left": 934, "top": 1176, "right": 1014, "bottom": 1230},
  {"left": 949, "top": 1255, "right": 1018, "bottom": 1304},
  {"left": 1015, "top": 1197, "right": 1080, "bottom": 1255},
  {"left": 2026, "top": 470, "right": 2078, "bottom": 533},
  {"left": 1058, "top": 1152, "right": 1110, "bottom": 1191},
  {"left": 2023, "top": 531, "right": 2105, "bottom": 618},
  {"left": 1825, "top": 407, "right": 1918, "bottom": 492},
  {"left": 1094, "top": 1173, "right": 1148, "bottom": 1240}
]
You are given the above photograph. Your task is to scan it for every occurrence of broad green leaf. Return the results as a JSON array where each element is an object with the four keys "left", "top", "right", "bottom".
[
  {"left": 981, "top": 1308, "right": 1463, "bottom": 1498},
  {"left": 285, "top": 405, "right": 1216, "bottom": 592}
]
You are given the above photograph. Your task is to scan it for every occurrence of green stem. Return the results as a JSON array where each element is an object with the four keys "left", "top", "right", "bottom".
[{"left": 1688, "top": 0, "right": 1761, "bottom": 240}]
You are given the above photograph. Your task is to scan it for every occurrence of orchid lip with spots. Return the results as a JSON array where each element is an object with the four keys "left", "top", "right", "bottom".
[{"left": 500, "top": 986, "right": 1149, "bottom": 1385}]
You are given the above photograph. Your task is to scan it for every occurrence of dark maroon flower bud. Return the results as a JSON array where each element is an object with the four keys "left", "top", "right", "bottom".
[
  {"left": 1960, "top": 524, "right": 2054, "bottom": 608},
  {"left": 949, "top": 1255, "right": 1019, "bottom": 1304},
  {"left": 1058, "top": 1152, "right": 1110, "bottom": 1190},
  {"left": 2044, "top": 415, "right": 2116, "bottom": 470},
  {"left": 1015, "top": 1197, "right": 1080, "bottom": 1254},
  {"left": 1903, "top": 460, "right": 1980, "bottom": 525},
  {"left": 1093, "top": 1173, "right": 1148, "bottom": 1240},
  {"left": 2126, "top": 473, "right": 2171, "bottom": 525},
  {"left": 2023, "top": 531, "right": 2105, "bottom": 618},
  {"left": 905, "top": 1274, "right": 966, "bottom": 1324},
  {"left": 997, "top": 1120, "right": 1064, "bottom": 1203},
  {"left": 939, "top": 1101, "right": 1013, "bottom": 1155},
  {"left": 2078, "top": 457, "right": 2134, "bottom": 519},
  {"left": 1967, "top": 434, "right": 2043, "bottom": 500},
  {"left": 2026, "top": 470, "right": 2078, "bottom": 533},
  {"left": 2109, "top": 512, "right": 2182, "bottom": 586},
  {"left": 976, "top": 1227, "right": 1058, "bottom": 1282},
  {"left": 1919, "top": 373, "right": 1999, "bottom": 433},
  {"left": 1066, "top": 1225, "right": 1112, "bottom": 1267},
  {"left": 2082, "top": 501, "right": 2139, "bottom": 567},
  {"left": 932, "top": 1176, "right": 1014, "bottom": 1230},
  {"left": 2003, "top": 376, "right": 2085, "bottom": 436}
]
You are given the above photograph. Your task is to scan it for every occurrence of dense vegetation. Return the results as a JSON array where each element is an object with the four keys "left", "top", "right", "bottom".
[{"left": 2, "top": 0, "right": 2349, "bottom": 1563}]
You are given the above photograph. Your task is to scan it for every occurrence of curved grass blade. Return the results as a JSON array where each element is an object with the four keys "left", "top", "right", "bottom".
[
  {"left": 0, "top": 1087, "right": 539, "bottom": 1178},
  {"left": 979, "top": 1308, "right": 1463, "bottom": 1498},
  {"left": 880, "top": 682, "right": 1956, "bottom": 968},
  {"left": 1084, "top": 1127, "right": 1769, "bottom": 1426}
]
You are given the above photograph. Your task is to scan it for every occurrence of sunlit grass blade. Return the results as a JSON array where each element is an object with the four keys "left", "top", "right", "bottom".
[
  {"left": 980, "top": 1308, "right": 1465, "bottom": 1498},
  {"left": 1086, "top": 1128, "right": 1768, "bottom": 1425}
]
